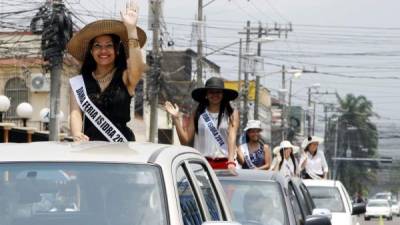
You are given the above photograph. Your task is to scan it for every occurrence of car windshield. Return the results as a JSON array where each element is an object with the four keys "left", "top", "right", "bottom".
[
  {"left": 368, "top": 201, "right": 389, "bottom": 207},
  {"left": 375, "top": 194, "right": 390, "bottom": 199},
  {"left": 307, "top": 186, "right": 345, "bottom": 212},
  {"left": 0, "top": 163, "right": 167, "bottom": 225},
  {"left": 220, "top": 180, "right": 287, "bottom": 225}
]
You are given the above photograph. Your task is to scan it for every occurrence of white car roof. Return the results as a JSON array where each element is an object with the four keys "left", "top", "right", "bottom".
[
  {"left": 0, "top": 141, "right": 198, "bottom": 164},
  {"left": 302, "top": 179, "right": 344, "bottom": 187}
]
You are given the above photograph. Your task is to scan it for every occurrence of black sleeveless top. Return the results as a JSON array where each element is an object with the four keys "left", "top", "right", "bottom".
[{"left": 82, "top": 70, "right": 135, "bottom": 141}]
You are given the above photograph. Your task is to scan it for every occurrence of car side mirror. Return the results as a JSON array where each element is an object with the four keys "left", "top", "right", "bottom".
[
  {"left": 312, "top": 208, "right": 332, "bottom": 220},
  {"left": 352, "top": 203, "right": 366, "bottom": 215},
  {"left": 202, "top": 222, "right": 242, "bottom": 225},
  {"left": 305, "top": 215, "right": 332, "bottom": 225}
]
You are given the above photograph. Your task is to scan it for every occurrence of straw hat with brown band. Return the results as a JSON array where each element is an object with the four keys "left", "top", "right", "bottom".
[{"left": 67, "top": 19, "right": 147, "bottom": 62}]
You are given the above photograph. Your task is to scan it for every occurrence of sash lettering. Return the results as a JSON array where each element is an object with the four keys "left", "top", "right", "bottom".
[
  {"left": 70, "top": 76, "right": 127, "bottom": 142},
  {"left": 200, "top": 111, "right": 228, "bottom": 155}
]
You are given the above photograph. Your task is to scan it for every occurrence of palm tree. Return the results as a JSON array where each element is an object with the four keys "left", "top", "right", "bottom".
[{"left": 326, "top": 94, "right": 378, "bottom": 195}]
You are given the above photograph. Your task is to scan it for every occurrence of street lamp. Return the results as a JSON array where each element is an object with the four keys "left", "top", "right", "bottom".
[
  {"left": 0, "top": 95, "right": 11, "bottom": 122},
  {"left": 40, "top": 108, "right": 64, "bottom": 131},
  {"left": 39, "top": 107, "right": 50, "bottom": 130},
  {"left": 16, "top": 102, "right": 33, "bottom": 127}
]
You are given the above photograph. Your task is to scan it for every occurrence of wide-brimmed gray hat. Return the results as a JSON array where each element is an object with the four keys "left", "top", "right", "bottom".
[{"left": 191, "top": 77, "right": 238, "bottom": 102}]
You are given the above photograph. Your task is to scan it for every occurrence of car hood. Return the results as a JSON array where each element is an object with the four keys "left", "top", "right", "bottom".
[
  {"left": 331, "top": 212, "right": 352, "bottom": 225},
  {"left": 367, "top": 206, "right": 391, "bottom": 213}
]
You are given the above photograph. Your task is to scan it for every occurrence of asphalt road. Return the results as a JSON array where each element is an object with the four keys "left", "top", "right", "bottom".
[{"left": 359, "top": 215, "right": 400, "bottom": 225}]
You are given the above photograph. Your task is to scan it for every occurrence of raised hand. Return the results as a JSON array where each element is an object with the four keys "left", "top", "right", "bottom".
[
  {"left": 121, "top": 0, "right": 139, "bottom": 33},
  {"left": 164, "top": 101, "right": 180, "bottom": 118}
]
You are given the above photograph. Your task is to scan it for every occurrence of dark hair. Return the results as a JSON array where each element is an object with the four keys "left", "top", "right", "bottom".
[
  {"left": 278, "top": 148, "right": 297, "bottom": 173},
  {"left": 245, "top": 131, "right": 265, "bottom": 146},
  {"left": 305, "top": 136, "right": 318, "bottom": 157},
  {"left": 194, "top": 98, "right": 234, "bottom": 133},
  {"left": 80, "top": 34, "right": 127, "bottom": 77}
]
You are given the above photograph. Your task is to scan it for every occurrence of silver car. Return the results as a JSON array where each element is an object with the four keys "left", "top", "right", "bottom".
[
  {"left": 216, "top": 170, "right": 331, "bottom": 225},
  {"left": 0, "top": 142, "right": 240, "bottom": 225}
]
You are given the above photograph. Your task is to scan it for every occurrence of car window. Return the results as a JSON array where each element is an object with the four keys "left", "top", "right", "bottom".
[
  {"left": 176, "top": 165, "right": 203, "bottom": 225},
  {"left": 220, "top": 179, "right": 287, "bottom": 225},
  {"left": 368, "top": 201, "right": 390, "bottom": 207},
  {"left": 339, "top": 183, "right": 352, "bottom": 212},
  {"left": 0, "top": 163, "right": 167, "bottom": 225},
  {"left": 288, "top": 184, "right": 304, "bottom": 225},
  {"left": 189, "top": 163, "right": 222, "bottom": 221},
  {"left": 299, "top": 183, "right": 315, "bottom": 213},
  {"left": 307, "top": 186, "right": 346, "bottom": 212}
]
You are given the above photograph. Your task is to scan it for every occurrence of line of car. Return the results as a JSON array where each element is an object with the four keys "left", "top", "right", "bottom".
[
  {"left": 364, "top": 192, "right": 400, "bottom": 221},
  {"left": 0, "top": 142, "right": 366, "bottom": 225}
]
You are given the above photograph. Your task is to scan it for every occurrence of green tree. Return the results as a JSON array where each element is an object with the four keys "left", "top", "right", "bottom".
[{"left": 326, "top": 94, "right": 378, "bottom": 195}]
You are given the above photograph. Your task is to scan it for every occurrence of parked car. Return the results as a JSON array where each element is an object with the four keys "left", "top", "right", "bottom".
[
  {"left": 364, "top": 199, "right": 392, "bottom": 220},
  {"left": 390, "top": 199, "right": 400, "bottom": 216},
  {"left": 216, "top": 169, "right": 331, "bottom": 225},
  {"left": 374, "top": 192, "right": 393, "bottom": 201},
  {"left": 303, "top": 179, "right": 365, "bottom": 225},
  {"left": 0, "top": 142, "right": 241, "bottom": 225}
]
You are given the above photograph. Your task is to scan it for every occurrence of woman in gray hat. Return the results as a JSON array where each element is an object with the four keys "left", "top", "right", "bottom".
[{"left": 165, "top": 77, "right": 239, "bottom": 169}]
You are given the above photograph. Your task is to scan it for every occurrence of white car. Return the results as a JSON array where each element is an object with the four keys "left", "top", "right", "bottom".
[
  {"left": 303, "top": 179, "right": 365, "bottom": 225},
  {"left": 365, "top": 199, "right": 392, "bottom": 220},
  {"left": 390, "top": 199, "right": 400, "bottom": 216},
  {"left": 374, "top": 192, "right": 392, "bottom": 201},
  {"left": 0, "top": 142, "right": 241, "bottom": 225}
]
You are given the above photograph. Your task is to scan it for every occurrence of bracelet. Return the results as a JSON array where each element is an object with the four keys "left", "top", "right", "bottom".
[
  {"left": 226, "top": 161, "right": 236, "bottom": 167},
  {"left": 128, "top": 38, "right": 140, "bottom": 48}
]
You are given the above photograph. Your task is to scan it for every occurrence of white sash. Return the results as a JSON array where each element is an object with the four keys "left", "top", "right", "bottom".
[
  {"left": 200, "top": 110, "right": 228, "bottom": 155},
  {"left": 240, "top": 143, "right": 257, "bottom": 169},
  {"left": 281, "top": 159, "right": 295, "bottom": 177},
  {"left": 69, "top": 75, "right": 127, "bottom": 142}
]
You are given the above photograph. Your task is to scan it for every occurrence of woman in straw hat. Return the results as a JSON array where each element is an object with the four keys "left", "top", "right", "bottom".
[
  {"left": 68, "top": 0, "right": 146, "bottom": 142},
  {"left": 275, "top": 140, "right": 299, "bottom": 178},
  {"left": 164, "top": 77, "right": 239, "bottom": 169},
  {"left": 299, "top": 136, "right": 328, "bottom": 179},
  {"left": 236, "top": 120, "right": 271, "bottom": 170}
]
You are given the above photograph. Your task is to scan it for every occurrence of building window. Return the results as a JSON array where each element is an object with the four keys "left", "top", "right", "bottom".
[{"left": 4, "top": 77, "right": 28, "bottom": 119}]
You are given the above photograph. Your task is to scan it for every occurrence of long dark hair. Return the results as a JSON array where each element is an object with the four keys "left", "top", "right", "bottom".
[
  {"left": 80, "top": 34, "right": 127, "bottom": 78},
  {"left": 278, "top": 148, "right": 297, "bottom": 173},
  {"left": 194, "top": 98, "right": 234, "bottom": 133}
]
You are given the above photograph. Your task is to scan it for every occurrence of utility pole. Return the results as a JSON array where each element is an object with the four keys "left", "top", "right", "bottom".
[
  {"left": 287, "top": 78, "right": 293, "bottom": 129},
  {"left": 307, "top": 87, "right": 312, "bottom": 136},
  {"left": 239, "top": 22, "right": 292, "bottom": 131},
  {"left": 237, "top": 38, "right": 242, "bottom": 117},
  {"left": 281, "top": 65, "right": 286, "bottom": 139},
  {"left": 38, "top": 0, "right": 72, "bottom": 141},
  {"left": 241, "top": 20, "right": 251, "bottom": 131},
  {"left": 148, "top": 0, "right": 162, "bottom": 142},
  {"left": 196, "top": 0, "right": 203, "bottom": 87},
  {"left": 254, "top": 22, "right": 262, "bottom": 120},
  {"left": 310, "top": 91, "right": 337, "bottom": 135}
]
